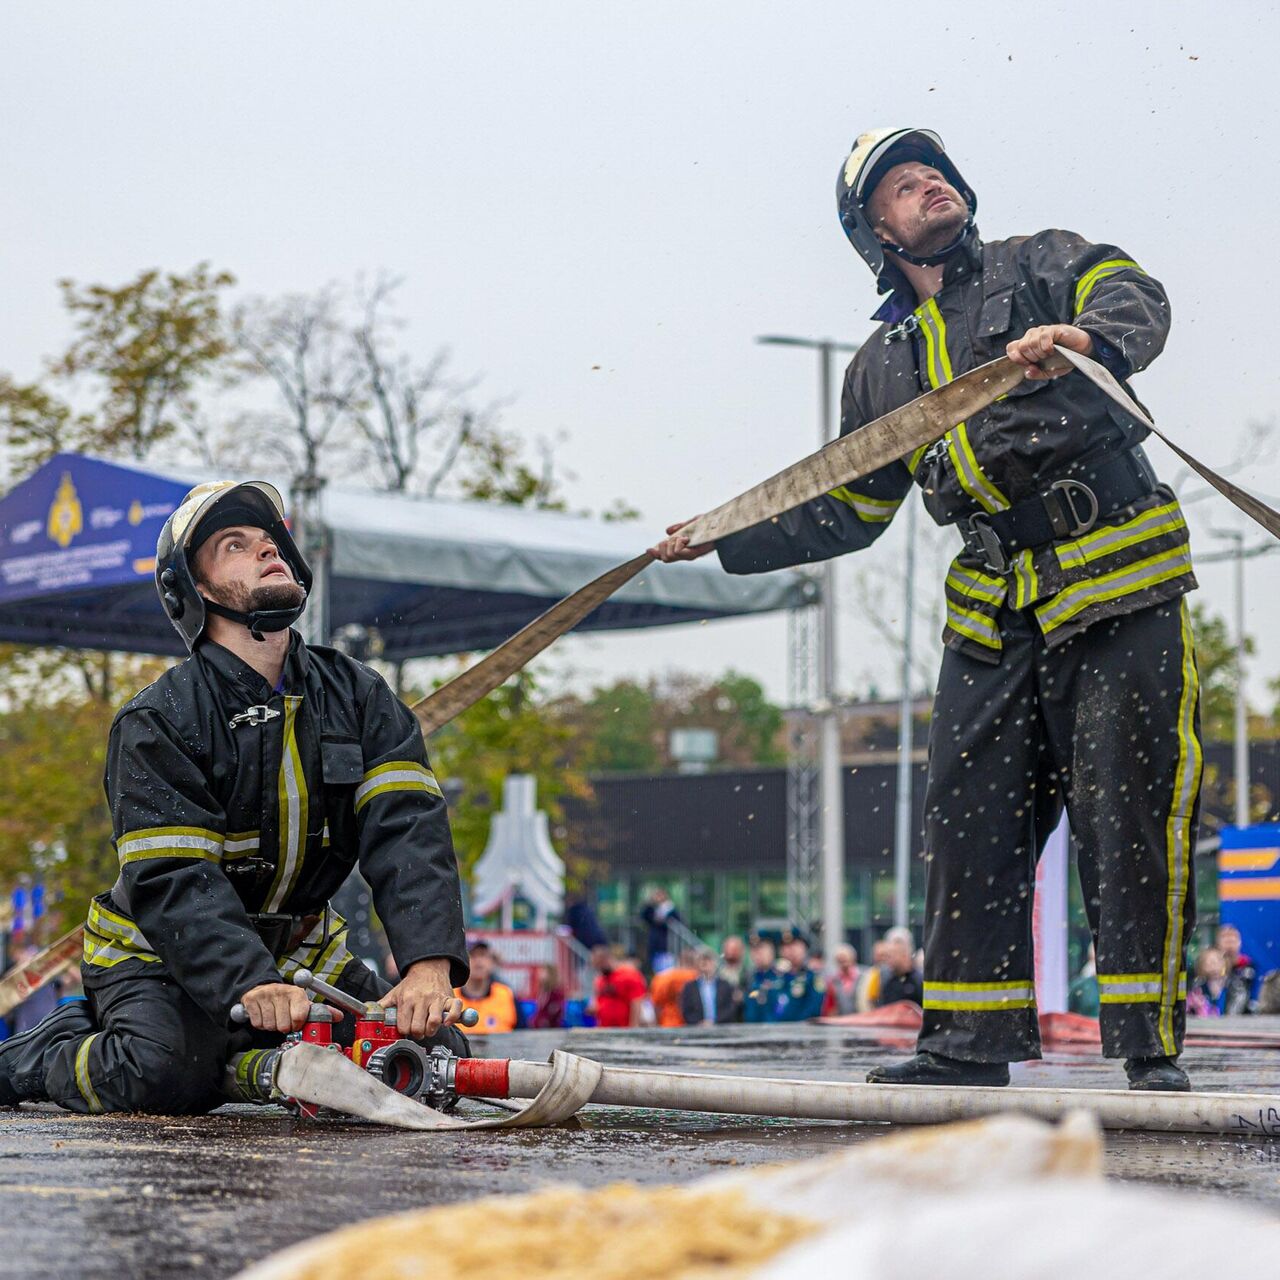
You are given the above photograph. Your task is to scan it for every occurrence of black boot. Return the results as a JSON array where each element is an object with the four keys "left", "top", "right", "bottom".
[
  {"left": 866, "top": 1051, "right": 1010, "bottom": 1087},
  {"left": 1125, "top": 1055, "right": 1190, "bottom": 1092},
  {"left": 0, "top": 999, "right": 97, "bottom": 1105}
]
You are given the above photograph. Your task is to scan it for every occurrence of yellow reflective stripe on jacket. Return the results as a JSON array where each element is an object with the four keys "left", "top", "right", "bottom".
[
  {"left": 265, "top": 696, "right": 307, "bottom": 914},
  {"left": 918, "top": 299, "right": 1010, "bottom": 514},
  {"left": 828, "top": 486, "right": 902, "bottom": 523},
  {"left": 223, "top": 830, "right": 261, "bottom": 861},
  {"left": 1098, "top": 972, "right": 1187, "bottom": 1004},
  {"left": 84, "top": 898, "right": 161, "bottom": 968},
  {"left": 1159, "top": 602, "right": 1202, "bottom": 1052},
  {"left": 1074, "top": 258, "right": 1144, "bottom": 316},
  {"left": 945, "top": 600, "right": 1002, "bottom": 651},
  {"left": 355, "top": 760, "right": 444, "bottom": 814},
  {"left": 1054, "top": 500, "right": 1186, "bottom": 572},
  {"left": 1011, "top": 549, "right": 1040, "bottom": 609},
  {"left": 946, "top": 563, "right": 1006, "bottom": 606},
  {"left": 924, "top": 979, "right": 1035, "bottom": 1011},
  {"left": 74, "top": 1034, "right": 104, "bottom": 1113},
  {"left": 1033, "top": 544, "right": 1194, "bottom": 634},
  {"left": 278, "top": 916, "right": 353, "bottom": 989},
  {"left": 116, "top": 825, "right": 223, "bottom": 865}
]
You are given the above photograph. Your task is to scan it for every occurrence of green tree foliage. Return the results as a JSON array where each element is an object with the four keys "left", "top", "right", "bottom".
[
  {"left": 1189, "top": 601, "right": 1255, "bottom": 743},
  {"left": 580, "top": 681, "right": 659, "bottom": 773},
  {"left": 0, "top": 647, "right": 171, "bottom": 927},
  {"left": 53, "top": 264, "right": 236, "bottom": 461},
  {"left": 573, "top": 671, "right": 784, "bottom": 773},
  {"left": 422, "top": 672, "right": 591, "bottom": 882},
  {"left": 0, "top": 377, "right": 92, "bottom": 478}
]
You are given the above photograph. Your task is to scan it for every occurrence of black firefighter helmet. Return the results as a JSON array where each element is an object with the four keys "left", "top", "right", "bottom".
[
  {"left": 836, "top": 127, "right": 977, "bottom": 290},
  {"left": 155, "top": 479, "right": 312, "bottom": 651}
]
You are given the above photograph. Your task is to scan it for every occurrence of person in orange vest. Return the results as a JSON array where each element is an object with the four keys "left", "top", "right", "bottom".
[
  {"left": 454, "top": 941, "right": 517, "bottom": 1035},
  {"left": 650, "top": 949, "right": 699, "bottom": 1027}
]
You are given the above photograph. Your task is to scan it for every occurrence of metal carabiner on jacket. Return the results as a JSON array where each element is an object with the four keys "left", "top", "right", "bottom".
[
  {"left": 229, "top": 705, "right": 282, "bottom": 730},
  {"left": 884, "top": 314, "right": 921, "bottom": 343}
]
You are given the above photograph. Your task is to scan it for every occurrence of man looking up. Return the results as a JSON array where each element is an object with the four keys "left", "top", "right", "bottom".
[
  {"left": 0, "top": 480, "right": 470, "bottom": 1113},
  {"left": 653, "top": 129, "right": 1201, "bottom": 1092}
]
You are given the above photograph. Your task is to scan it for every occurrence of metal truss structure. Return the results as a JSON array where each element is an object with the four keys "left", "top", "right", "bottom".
[{"left": 785, "top": 600, "right": 822, "bottom": 938}]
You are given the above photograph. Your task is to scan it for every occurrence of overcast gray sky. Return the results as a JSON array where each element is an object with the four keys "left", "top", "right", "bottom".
[{"left": 3, "top": 2, "right": 1277, "bottom": 706}]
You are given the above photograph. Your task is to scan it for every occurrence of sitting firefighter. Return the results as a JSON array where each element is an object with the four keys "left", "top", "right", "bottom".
[{"left": 0, "top": 479, "right": 470, "bottom": 1114}]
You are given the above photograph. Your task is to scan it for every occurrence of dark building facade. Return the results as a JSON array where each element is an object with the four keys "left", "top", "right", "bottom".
[{"left": 568, "top": 742, "right": 1280, "bottom": 956}]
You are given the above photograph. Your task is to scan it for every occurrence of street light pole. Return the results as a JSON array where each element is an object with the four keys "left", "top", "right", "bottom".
[
  {"left": 1212, "top": 529, "right": 1251, "bottom": 828},
  {"left": 893, "top": 494, "right": 917, "bottom": 928},
  {"left": 758, "top": 335, "right": 858, "bottom": 951}
]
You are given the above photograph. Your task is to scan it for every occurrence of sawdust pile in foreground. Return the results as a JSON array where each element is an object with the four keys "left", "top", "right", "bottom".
[{"left": 282, "top": 1183, "right": 815, "bottom": 1280}]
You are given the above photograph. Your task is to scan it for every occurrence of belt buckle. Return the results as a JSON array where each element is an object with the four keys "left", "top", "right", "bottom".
[
  {"left": 962, "top": 512, "right": 1010, "bottom": 575},
  {"left": 1048, "top": 479, "right": 1100, "bottom": 539}
]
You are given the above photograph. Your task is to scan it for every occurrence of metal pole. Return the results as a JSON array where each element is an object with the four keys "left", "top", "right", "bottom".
[
  {"left": 1232, "top": 532, "right": 1250, "bottom": 828},
  {"left": 757, "top": 335, "right": 858, "bottom": 954},
  {"left": 291, "top": 471, "right": 331, "bottom": 647},
  {"left": 816, "top": 343, "right": 845, "bottom": 954},
  {"left": 893, "top": 495, "right": 916, "bottom": 928}
]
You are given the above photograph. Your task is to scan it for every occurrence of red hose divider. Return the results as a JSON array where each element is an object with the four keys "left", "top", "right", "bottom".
[{"left": 454, "top": 1057, "right": 511, "bottom": 1099}]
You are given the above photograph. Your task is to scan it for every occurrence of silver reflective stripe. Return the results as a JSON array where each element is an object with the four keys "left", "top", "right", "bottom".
[
  {"left": 1055, "top": 502, "right": 1184, "bottom": 570},
  {"left": 1034, "top": 545, "right": 1193, "bottom": 632},
  {"left": 947, "top": 564, "right": 1006, "bottom": 604},
  {"left": 117, "top": 833, "right": 222, "bottom": 858},
  {"left": 84, "top": 941, "right": 146, "bottom": 965},
  {"left": 1099, "top": 979, "right": 1161, "bottom": 997},
  {"left": 925, "top": 984, "right": 1034, "bottom": 1004},
  {"left": 265, "top": 697, "right": 307, "bottom": 914},
  {"left": 354, "top": 765, "right": 443, "bottom": 810},
  {"left": 223, "top": 834, "right": 261, "bottom": 855}
]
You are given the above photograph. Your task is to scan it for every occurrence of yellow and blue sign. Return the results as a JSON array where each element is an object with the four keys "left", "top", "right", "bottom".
[
  {"left": 0, "top": 453, "right": 184, "bottom": 606},
  {"left": 1219, "top": 823, "right": 1280, "bottom": 971}
]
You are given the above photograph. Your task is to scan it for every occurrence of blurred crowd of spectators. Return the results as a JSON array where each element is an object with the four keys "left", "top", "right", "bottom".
[{"left": 449, "top": 925, "right": 927, "bottom": 1032}]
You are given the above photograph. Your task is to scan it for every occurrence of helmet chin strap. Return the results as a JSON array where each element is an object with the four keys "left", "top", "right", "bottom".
[
  {"left": 881, "top": 216, "right": 974, "bottom": 268},
  {"left": 203, "top": 597, "right": 305, "bottom": 643}
]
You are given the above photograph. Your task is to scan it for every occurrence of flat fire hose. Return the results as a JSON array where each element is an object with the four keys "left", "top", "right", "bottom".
[
  {"left": 273, "top": 1042, "right": 603, "bottom": 1130},
  {"left": 487, "top": 1054, "right": 1280, "bottom": 1137},
  {"left": 411, "top": 346, "right": 1280, "bottom": 734},
  {"left": 2, "top": 348, "right": 1276, "bottom": 1008},
  {"left": 0, "top": 927, "right": 84, "bottom": 1018},
  {"left": 275, "top": 1042, "right": 1280, "bottom": 1138}
]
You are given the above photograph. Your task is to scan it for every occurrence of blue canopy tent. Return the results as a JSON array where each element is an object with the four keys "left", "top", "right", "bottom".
[{"left": 0, "top": 454, "right": 813, "bottom": 658}]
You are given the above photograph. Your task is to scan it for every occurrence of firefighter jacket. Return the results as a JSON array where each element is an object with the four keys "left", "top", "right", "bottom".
[
  {"left": 87, "top": 634, "right": 468, "bottom": 1022},
  {"left": 717, "top": 228, "right": 1196, "bottom": 661}
]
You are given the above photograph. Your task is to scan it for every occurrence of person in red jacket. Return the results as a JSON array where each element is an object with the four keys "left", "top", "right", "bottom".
[{"left": 588, "top": 946, "right": 647, "bottom": 1028}]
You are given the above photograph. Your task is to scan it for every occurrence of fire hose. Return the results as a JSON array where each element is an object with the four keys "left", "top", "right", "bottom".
[
  {"left": 232, "top": 967, "right": 1280, "bottom": 1139},
  {"left": 2, "top": 347, "right": 1277, "bottom": 1017},
  {"left": 273, "top": 1040, "right": 1280, "bottom": 1139}
]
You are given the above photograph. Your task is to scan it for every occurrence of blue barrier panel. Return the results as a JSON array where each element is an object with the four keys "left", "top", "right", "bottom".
[{"left": 1219, "top": 822, "right": 1280, "bottom": 974}]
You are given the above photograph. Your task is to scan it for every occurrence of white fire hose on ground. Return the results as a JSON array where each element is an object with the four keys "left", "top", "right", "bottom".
[{"left": 275, "top": 1043, "right": 1280, "bottom": 1138}]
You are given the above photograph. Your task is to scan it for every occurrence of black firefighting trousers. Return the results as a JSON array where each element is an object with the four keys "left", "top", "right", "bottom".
[
  {"left": 917, "top": 599, "right": 1202, "bottom": 1064},
  {"left": 5, "top": 959, "right": 469, "bottom": 1115}
]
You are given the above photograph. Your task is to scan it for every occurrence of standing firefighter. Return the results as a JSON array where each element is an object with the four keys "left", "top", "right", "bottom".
[
  {"left": 0, "top": 480, "right": 470, "bottom": 1113},
  {"left": 654, "top": 128, "right": 1201, "bottom": 1091}
]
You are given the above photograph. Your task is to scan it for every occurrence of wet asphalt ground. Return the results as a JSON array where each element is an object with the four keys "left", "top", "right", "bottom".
[{"left": 3, "top": 1018, "right": 1280, "bottom": 1280}]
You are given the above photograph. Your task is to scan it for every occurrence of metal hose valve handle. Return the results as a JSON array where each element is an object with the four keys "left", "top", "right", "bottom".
[{"left": 291, "top": 967, "right": 480, "bottom": 1027}]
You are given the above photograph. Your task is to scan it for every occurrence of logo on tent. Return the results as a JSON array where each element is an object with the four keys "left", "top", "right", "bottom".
[{"left": 46, "top": 473, "right": 84, "bottom": 549}]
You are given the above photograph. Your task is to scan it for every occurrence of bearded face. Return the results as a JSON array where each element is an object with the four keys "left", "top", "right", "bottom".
[
  {"left": 191, "top": 525, "right": 305, "bottom": 618},
  {"left": 867, "top": 160, "right": 969, "bottom": 257},
  {"left": 207, "top": 577, "right": 307, "bottom": 615}
]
